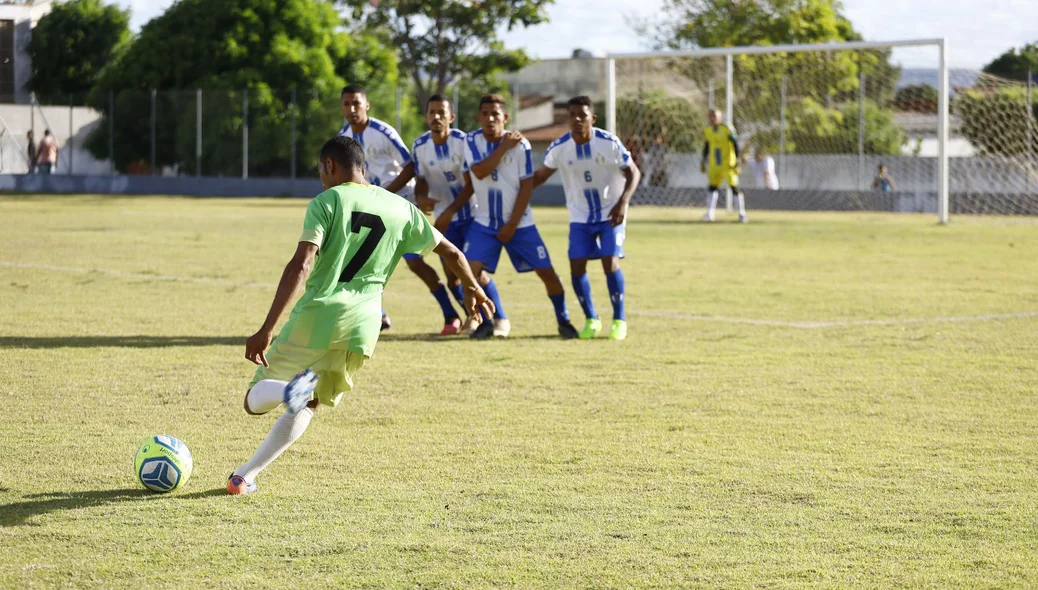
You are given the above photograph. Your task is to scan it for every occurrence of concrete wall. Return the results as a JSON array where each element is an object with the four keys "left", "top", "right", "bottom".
[
  {"left": 0, "top": 103, "right": 109, "bottom": 174},
  {"left": 505, "top": 58, "right": 606, "bottom": 101},
  {"left": 0, "top": 1, "right": 53, "bottom": 105}
]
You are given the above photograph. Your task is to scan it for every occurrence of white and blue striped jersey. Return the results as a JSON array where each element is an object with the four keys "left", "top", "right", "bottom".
[
  {"left": 412, "top": 129, "right": 472, "bottom": 222},
  {"left": 464, "top": 130, "right": 535, "bottom": 229},
  {"left": 338, "top": 117, "right": 413, "bottom": 196},
  {"left": 543, "top": 128, "right": 632, "bottom": 224}
]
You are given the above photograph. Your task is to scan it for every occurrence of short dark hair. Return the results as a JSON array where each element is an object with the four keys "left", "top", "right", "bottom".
[
  {"left": 479, "top": 93, "right": 507, "bottom": 108},
  {"left": 427, "top": 94, "right": 450, "bottom": 108},
  {"left": 44, "top": 129, "right": 51, "bottom": 135},
  {"left": 320, "top": 136, "right": 365, "bottom": 172},
  {"left": 341, "top": 84, "right": 366, "bottom": 97},
  {"left": 567, "top": 95, "right": 594, "bottom": 110}
]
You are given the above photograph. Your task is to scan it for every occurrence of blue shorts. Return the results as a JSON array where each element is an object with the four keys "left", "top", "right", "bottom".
[
  {"left": 443, "top": 219, "right": 472, "bottom": 250},
  {"left": 464, "top": 223, "right": 553, "bottom": 274},
  {"left": 569, "top": 221, "right": 626, "bottom": 260}
]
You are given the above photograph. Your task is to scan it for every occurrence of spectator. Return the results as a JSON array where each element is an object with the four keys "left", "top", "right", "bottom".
[
  {"left": 37, "top": 129, "right": 58, "bottom": 175},
  {"left": 25, "top": 130, "right": 36, "bottom": 174},
  {"left": 751, "top": 148, "right": 779, "bottom": 190},
  {"left": 872, "top": 163, "right": 896, "bottom": 192}
]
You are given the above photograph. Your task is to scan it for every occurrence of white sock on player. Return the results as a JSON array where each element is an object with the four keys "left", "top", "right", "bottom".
[
  {"left": 736, "top": 192, "right": 746, "bottom": 217},
  {"left": 245, "top": 379, "right": 288, "bottom": 414},
  {"left": 233, "top": 406, "right": 314, "bottom": 483},
  {"left": 706, "top": 190, "right": 719, "bottom": 219}
]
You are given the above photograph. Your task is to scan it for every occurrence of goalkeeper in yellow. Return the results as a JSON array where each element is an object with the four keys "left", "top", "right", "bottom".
[{"left": 700, "top": 109, "right": 747, "bottom": 223}]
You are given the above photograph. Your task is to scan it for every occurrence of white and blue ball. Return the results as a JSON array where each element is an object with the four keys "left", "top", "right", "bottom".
[{"left": 134, "top": 435, "right": 193, "bottom": 493}]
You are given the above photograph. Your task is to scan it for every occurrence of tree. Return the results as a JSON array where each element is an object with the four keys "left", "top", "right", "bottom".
[
  {"left": 983, "top": 43, "right": 1038, "bottom": 82},
  {"left": 86, "top": 0, "right": 397, "bottom": 176},
  {"left": 956, "top": 88, "right": 1038, "bottom": 156},
  {"left": 27, "top": 0, "right": 130, "bottom": 104},
  {"left": 337, "top": 0, "right": 552, "bottom": 110},
  {"left": 894, "top": 85, "right": 938, "bottom": 113}
]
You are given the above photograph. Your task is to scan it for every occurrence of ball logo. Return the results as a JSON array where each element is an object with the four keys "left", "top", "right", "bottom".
[{"left": 139, "top": 457, "right": 181, "bottom": 492}]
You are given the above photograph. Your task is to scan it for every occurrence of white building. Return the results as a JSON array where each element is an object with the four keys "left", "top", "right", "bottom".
[{"left": 0, "top": 0, "right": 52, "bottom": 104}]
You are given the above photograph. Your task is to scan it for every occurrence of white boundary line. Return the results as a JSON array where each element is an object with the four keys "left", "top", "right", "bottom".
[{"left": 4, "top": 260, "right": 1037, "bottom": 330}]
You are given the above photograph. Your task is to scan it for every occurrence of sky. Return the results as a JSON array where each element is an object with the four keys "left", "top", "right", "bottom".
[{"left": 114, "top": 0, "right": 1038, "bottom": 69}]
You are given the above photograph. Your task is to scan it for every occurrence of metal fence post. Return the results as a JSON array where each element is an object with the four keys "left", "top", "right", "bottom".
[
  {"left": 150, "top": 89, "right": 157, "bottom": 176},
  {"left": 196, "top": 88, "right": 202, "bottom": 177},
  {"left": 1028, "top": 70, "right": 1033, "bottom": 195},
  {"left": 512, "top": 83, "right": 520, "bottom": 130},
  {"left": 708, "top": 79, "right": 714, "bottom": 110},
  {"left": 452, "top": 84, "right": 460, "bottom": 129},
  {"left": 779, "top": 76, "right": 786, "bottom": 183},
  {"left": 108, "top": 90, "right": 114, "bottom": 174},
  {"left": 242, "top": 88, "right": 249, "bottom": 179},
  {"left": 395, "top": 87, "right": 403, "bottom": 133},
  {"left": 858, "top": 64, "right": 866, "bottom": 192},
  {"left": 724, "top": 53, "right": 733, "bottom": 212},
  {"left": 290, "top": 87, "right": 297, "bottom": 180},
  {"left": 68, "top": 94, "right": 73, "bottom": 175}
]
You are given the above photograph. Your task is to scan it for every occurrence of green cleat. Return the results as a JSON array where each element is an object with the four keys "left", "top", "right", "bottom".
[
  {"left": 579, "top": 318, "right": 602, "bottom": 340},
  {"left": 609, "top": 319, "right": 628, "bottom": 341}
]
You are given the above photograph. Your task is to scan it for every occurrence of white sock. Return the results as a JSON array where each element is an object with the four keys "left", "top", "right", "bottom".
[
  {"left": 707, "top": 190, "right": 719, "bottom": 217},
  {"left": 233, "top": 407, "right": 314, "bottom": 483},
  {"left": 245, "top": 380, "right": 288, "bottom": 414},
  {"left": 736, "top": 192, "right": 746, "bottom": 216}
]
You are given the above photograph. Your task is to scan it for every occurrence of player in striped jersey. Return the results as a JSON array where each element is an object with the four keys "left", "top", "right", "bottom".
[
  {"left": 533, "top": 96, "right": 640, "bottom": 340},
  {"left": 412, "top": 94, "right": 479, "bottom": 333},
  {"left": 340, "top": 84, "right": 462, "bottom": 333}
]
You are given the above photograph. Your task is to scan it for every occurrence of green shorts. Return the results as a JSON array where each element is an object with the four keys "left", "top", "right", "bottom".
[{"left": 250, "top": 338, "right": 367, "bottom": 407}]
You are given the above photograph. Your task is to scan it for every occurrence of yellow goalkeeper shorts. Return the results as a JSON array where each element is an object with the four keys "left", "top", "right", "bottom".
[
  {"left": 249, "top": 338, "right": 367, "bottom": 407},
  {"left": 708, "top": 167, "right": 740, "bottom": 189}
]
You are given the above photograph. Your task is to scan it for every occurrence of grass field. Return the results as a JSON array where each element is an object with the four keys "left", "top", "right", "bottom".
[{"left": 1, "top": 195, "right": 1037, "bottom": 588}]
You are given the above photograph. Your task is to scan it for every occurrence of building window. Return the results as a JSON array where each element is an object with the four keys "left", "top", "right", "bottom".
[{"left": 0, "top": 20, "right": 14, "bottom": 103}]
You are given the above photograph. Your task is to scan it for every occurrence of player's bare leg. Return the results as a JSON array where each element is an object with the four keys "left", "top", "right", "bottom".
[
  {"left": 535, "top": 267, "right": 578, "bottom": 339},
  {"left": 407, "top": 257, "right": 461, "bottom": 334},
  {"left": 570, "top": 257, "right": 601, "bottom": 339},
  {"left": 601, "top": 256, "right": 627, "bottom": 340}
]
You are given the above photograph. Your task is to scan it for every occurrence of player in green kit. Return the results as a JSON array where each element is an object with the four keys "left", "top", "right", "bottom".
[{"left": 227, "top": 136, "right": 493, "bottom": 495}]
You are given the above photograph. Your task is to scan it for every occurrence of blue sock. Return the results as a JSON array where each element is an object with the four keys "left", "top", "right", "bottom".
[
  {"left": 571, "top": 274, "right": 598, "bottom": 320},
  {"left": 606, "top": 270, "right": 626, "bottom": 321},
  {"left": 431, "top": 285, "right": 458, "bottom": 321},
  {"left": 481, "top": 278, "right": 506, "bottom": 321},
  {"left": 549, "top": 292, "right": 570, "bottom": 323},
  {"left": 449, "top": 283, "right": 465, "bottom": 308}
]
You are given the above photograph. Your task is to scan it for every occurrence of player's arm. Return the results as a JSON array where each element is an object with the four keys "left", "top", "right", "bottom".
[
  {"left": 700, "top": 141, "right": 709, "bottom": 172},
  {"left": 469, "top": 131, "right": 523, "bottom": 180},
  {"left": 434, "top": 238, "right": 494, "bottom": 319},
  {"left": 609, "top": 161, "right": 642, "bottom": 227},
  {"left": 498, "top": 176, "right": 533, "bottom": 244},
  {"left": 434, "top": 173, "right": 474, "bottom": 233},
  {"left": 245, "top": 241, "right": 318, "bottom": 367},
  {"left": 532, "top": 165, "right": 557, "bottom": 189},
  {"left": 384, "top": 162, "right": 415, "bottom": 195},
  {"left": 729, "top": 130, "right": 741, "bottom": 173},
  {"left": 414, "top": 176, "right": 436, "bottom": 213}
]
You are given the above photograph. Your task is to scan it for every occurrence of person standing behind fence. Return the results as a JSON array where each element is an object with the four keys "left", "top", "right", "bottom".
[
  {"left": 26, "top": 130, "right": 36, "bottom": 174},
  {"left": 752, "top": 148, "right": 779, "bottom": 190},
  {"left": 37, "top": 129, "right": 58, "bottom": 175},
  {"left": 872, "top": 163, "right": 896, "bottom": 192}
]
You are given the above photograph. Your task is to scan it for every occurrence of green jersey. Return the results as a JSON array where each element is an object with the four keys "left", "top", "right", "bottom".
[{"left": 279, "top": 182, "right": 442, "bottom": 356}]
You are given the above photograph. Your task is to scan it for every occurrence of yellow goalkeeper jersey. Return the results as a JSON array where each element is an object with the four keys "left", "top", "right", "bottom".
[{"left": 703, "top": 124, "right": 739, "bottom": 169}]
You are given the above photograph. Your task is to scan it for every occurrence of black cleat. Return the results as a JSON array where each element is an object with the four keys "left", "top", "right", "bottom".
[
  {"left": 470, "top": 321, "right": 495, "bottom": 340},
  {"left": 381, "top": 314, "right": 392, "bottom": 331},
  {"left": 558, "top": 320, "right": 580, "bottom": 339}
]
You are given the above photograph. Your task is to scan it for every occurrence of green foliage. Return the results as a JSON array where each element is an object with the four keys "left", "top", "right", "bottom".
[
  {"left": 337, "top": 0, "right": 550, "bottom": 111},
  {"left": 616, "top": 90, "right": 708, "bottom": 154},
  {"left": 956, "top": 88, "right": 1038, "bottom": 156},
  {"left": 86, "top": 0, "right": 396, "bottom": 175},
  {"left": 27, "top": 0, "right": 130, "bottom": 104},
  {"left": 895, "top": 85, "right": 938, "bottom": 113},
  {"left": 744, "top": 98, "right": 905, "bottom": 155},
  {"left": 983, "top": 43, "right": 1038, "bottom": 82}
]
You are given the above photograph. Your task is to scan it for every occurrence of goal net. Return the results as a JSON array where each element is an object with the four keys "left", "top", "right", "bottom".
[{"left": 607, "top": 40, "right": 1038, "bottom": 220}]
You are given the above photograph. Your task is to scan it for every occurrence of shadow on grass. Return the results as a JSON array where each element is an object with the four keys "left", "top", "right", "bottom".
[
  {"left": 1, "top": 486, "right": 233, "bottom": 527},
  {"left": 379, "top": 333, "right": 562, "bottom": 342},
  {"left": 0, "top": 488, "right": 155, "bottom": 527},
  {"left": 0, "top": 336, "right": 244, "bottom": 349}
]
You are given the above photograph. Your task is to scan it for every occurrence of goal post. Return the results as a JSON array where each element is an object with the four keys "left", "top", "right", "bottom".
[{"left": 607, "top": 39, "right": 958, "bottom": 222}]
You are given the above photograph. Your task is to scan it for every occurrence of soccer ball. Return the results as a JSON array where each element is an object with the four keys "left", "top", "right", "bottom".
[{"left": 134, "top": 435, "right": 193, "bottom": 493}]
